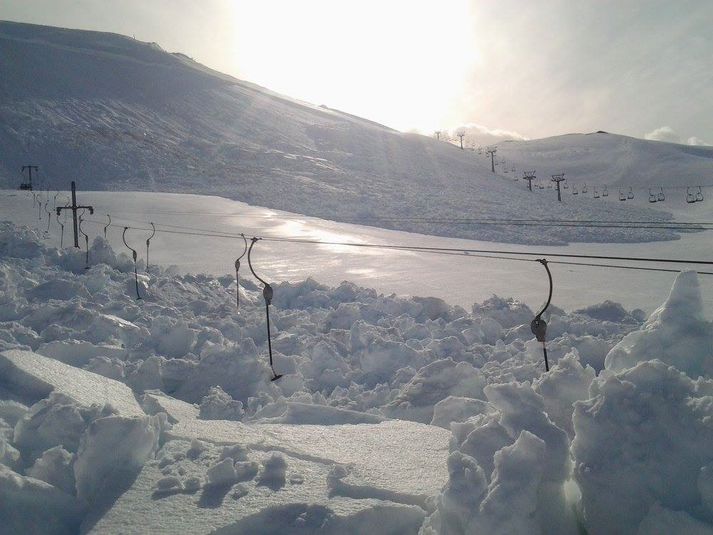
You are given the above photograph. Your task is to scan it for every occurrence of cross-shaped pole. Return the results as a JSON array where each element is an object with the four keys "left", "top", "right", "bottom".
[
  {"left": 56, "top": 181, "right": 94, "bottom": 248},
  {"left": 523, "top": 170, "right": 536, "bottom": 191},
  {"left": 551, "top": 173, "right": 566, "bottom": 202}
]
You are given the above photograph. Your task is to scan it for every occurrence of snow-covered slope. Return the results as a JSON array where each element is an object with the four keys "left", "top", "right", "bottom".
[
  {"left": 495, "top": 132, "right": 713, "bottom": 192},
  {"left": 0, "top": 21, "right": 674, "bottom": 245}
]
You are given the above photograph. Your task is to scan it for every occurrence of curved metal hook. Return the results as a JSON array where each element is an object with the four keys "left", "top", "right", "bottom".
[
  {"left": 145, "top": 222, "right": 156, "bottom": 271},
  {"left": 104, "top": 214, "right": 112, "bottom": 238},
  {"left": 45, "top": 202, "right": 52, "bottom": 233},
  {"left": 78, "top": 209, "right": 88, "bottom": 240},
  {"left": 123, "top": 227, "right": 141, "bottom": 299},
  {"left": 56, "top": 210, "right": 65, "bottom": 248},
  {"left": 247, "top": 237, "right": 281, "bottom": 381},
  {"left": 533, "top": 259, "right": 553, "bottom": 319},
  {"left": 248, "top": 237, "right": 270, "bottom": 288},
  {"left": 122, "top": 227, "right": 138, "bottom": 262},
  {"left": 531, "top": 258, "right": 552, "bottom": 372},
  {"left": 234, "top": 234, "right": 248, "bottom": 310}
]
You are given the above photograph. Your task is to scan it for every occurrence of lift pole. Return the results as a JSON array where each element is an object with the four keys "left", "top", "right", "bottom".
[
  {"left": 56, "top": 181, "right": 94, "bottom": 248},
  {"left": 486, "top": 147, "right": 497, "bottom": 173},
  {"left": 20, "top": 165, "right": 38, "bottom": 191},
  {"left": 523, "top": 170, "right": 536, "bottom": 191},
  {"left": 551, "top": 173, "right": 566, "bottom": 202}
]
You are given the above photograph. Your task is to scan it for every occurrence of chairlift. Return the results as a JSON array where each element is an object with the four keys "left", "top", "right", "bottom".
[
  {"left": 657, "top": 187, "right": 665, "bottom": 202},
  {"left": 649, "top": 188, "right": 658, "bottom": 203},
  {"left": 696, "top": 186, "right": 704, "bottom": 202},
  {"left": 686, "top": 187, "right": 696, "bottom": 204},
  {"left": 563, "top": 181, "right": 569, "bottom": 189},
  {"left": 627, "top": 187, "right": 634, "bottom": 200},
  {"left": 619, "top": 188, "right": 626, "bottom": 201},
  {"left": 602, "top": 185, "right": 609, "bottom": 197},
  {"left": 248, "top": 237, "right": 283, "bottom": 382},
  {"left": 593, "top": 187, "right": 600, "bottom": 199},
  {"left": 572, "top": 185, "right": 579, "bottom": 195},
  {"left": 582, "top": 183, "right": 588, "bottom": 194}
]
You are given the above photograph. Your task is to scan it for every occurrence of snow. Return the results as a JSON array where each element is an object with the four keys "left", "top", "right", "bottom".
[
  {"left": 0, "top": 350, "right": 144, "bottom": 417},
  {"left": 605, "top": 271, "right": 713, "bottom": 378},
  {"left": 572, "top": 360, "right": 713, "bottom": 534},
  {"left": 1, "top": 206, "right": 713, "bottom": 533}
]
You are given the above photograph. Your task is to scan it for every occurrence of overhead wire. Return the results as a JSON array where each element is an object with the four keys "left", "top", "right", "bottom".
[{"left": 78, "top": 216, "right": 713, "bottom": 276}]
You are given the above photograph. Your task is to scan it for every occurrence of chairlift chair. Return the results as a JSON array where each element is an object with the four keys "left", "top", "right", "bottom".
[
  {"left": 602, "top": 185, "right": 609, "bottom": 197},
  {"left": 563, "top": 181, "right": 569, "bottom": 189},
  {"left": 657, "top": 187, "right": 665, "bottom": 202},
  {"left": 572, "top": 185, "right": 578, "bottom": 195},
  {"left": 696, "top": 186, "right": 704, "bottom": 202},
  {"left": 619, "top": 188, "right": 626, "bottom": 201},
  {"left": 593, "top": 187, "right": 600, "bottom": 199},
  {"left": 582, "top": 183, "right": 588, "bottom": 194},
  {"left": 649, "top": 188, "right": 658, "bottom": 203},
  {"left": 686, "top": 187, "right": 696, "bottom": 204},
  {"left": 627, "top": 187, "right": 634, "bottom": 200}
]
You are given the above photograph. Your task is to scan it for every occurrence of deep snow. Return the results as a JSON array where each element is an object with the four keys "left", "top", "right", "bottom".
[{"left": 1, "top": 221, "right": 713, "bottom": 533}]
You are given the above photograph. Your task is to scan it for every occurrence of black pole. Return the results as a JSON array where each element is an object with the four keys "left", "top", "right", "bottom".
[
  {"left": 71, "top": 182, "right": 79, "bottom": 248},
  {"left": 556, "top": 181, "right": 562, "bottom": 202}
]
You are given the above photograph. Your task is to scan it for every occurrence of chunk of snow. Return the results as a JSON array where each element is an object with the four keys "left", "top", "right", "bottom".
[
  {"left": 605, "top": 271, "right": 713, "bottom": 378},
  {"left": 573, "top": 360, "right": 713, "bottom": 534},
  {"left": 0, "top": 350, "right": 144, "bottom": 416},
  {"left": 74, "top": 414, "right": 162, "bottom": 510},
  {"left": 0, "top": 464, "right": 81, "bottom": 535}
]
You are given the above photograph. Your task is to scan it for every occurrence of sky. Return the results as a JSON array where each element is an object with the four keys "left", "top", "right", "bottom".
[{"left": 2, "top": 0, "right": 712, "bottom": 145}]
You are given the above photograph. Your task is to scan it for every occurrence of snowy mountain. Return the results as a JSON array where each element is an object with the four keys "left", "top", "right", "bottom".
[
  {"left": 495, "top": 131, "right": 713, "bottom": 191},
  {"left": 0, "top": 21, "right": 678, "bottom": 245}
]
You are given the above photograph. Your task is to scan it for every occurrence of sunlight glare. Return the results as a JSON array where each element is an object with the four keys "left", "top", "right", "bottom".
[{"left": 232, "top": 0, "right": 478, "bottom": 132}]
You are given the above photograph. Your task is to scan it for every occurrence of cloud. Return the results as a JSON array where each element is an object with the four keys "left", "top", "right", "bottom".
[
  {"left": 445, "top": 122, "right": 528, "bottom": 148},
  {"left": 687, "top": 136, "right": 710, "bottom": 147},
  {"left": 644, "top": 127, "right": 710, "bottom": 146},
  {"left": 644, "top": 126, "right": 681, "bottom": 144}
]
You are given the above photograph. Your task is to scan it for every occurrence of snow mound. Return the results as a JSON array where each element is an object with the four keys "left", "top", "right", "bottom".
[
  {"left": 423, "top": 380, "right": 576, "bottom": 535},
  {"left": 605, "top": 271, "right": 713, "bottom": 378},
  {"left": 573, "top": 360, "right": 713, "bottom": 534}
]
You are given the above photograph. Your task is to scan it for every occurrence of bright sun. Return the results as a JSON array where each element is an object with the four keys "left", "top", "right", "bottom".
[{"left": 231, "top": 0, "right": 478, "bottom": 132}]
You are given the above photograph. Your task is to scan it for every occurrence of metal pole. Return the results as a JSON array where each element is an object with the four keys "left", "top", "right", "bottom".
[{"left": 71, "top": 181, "right": 79, "bottom": 248}]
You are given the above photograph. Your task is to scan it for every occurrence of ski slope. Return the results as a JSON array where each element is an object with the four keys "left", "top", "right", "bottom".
[
  {"left": 495, "top": 131, "right": 713, "bottom": 192},
  {"left": 0, "top": 20, "right": 695, "bottom": 246}
]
